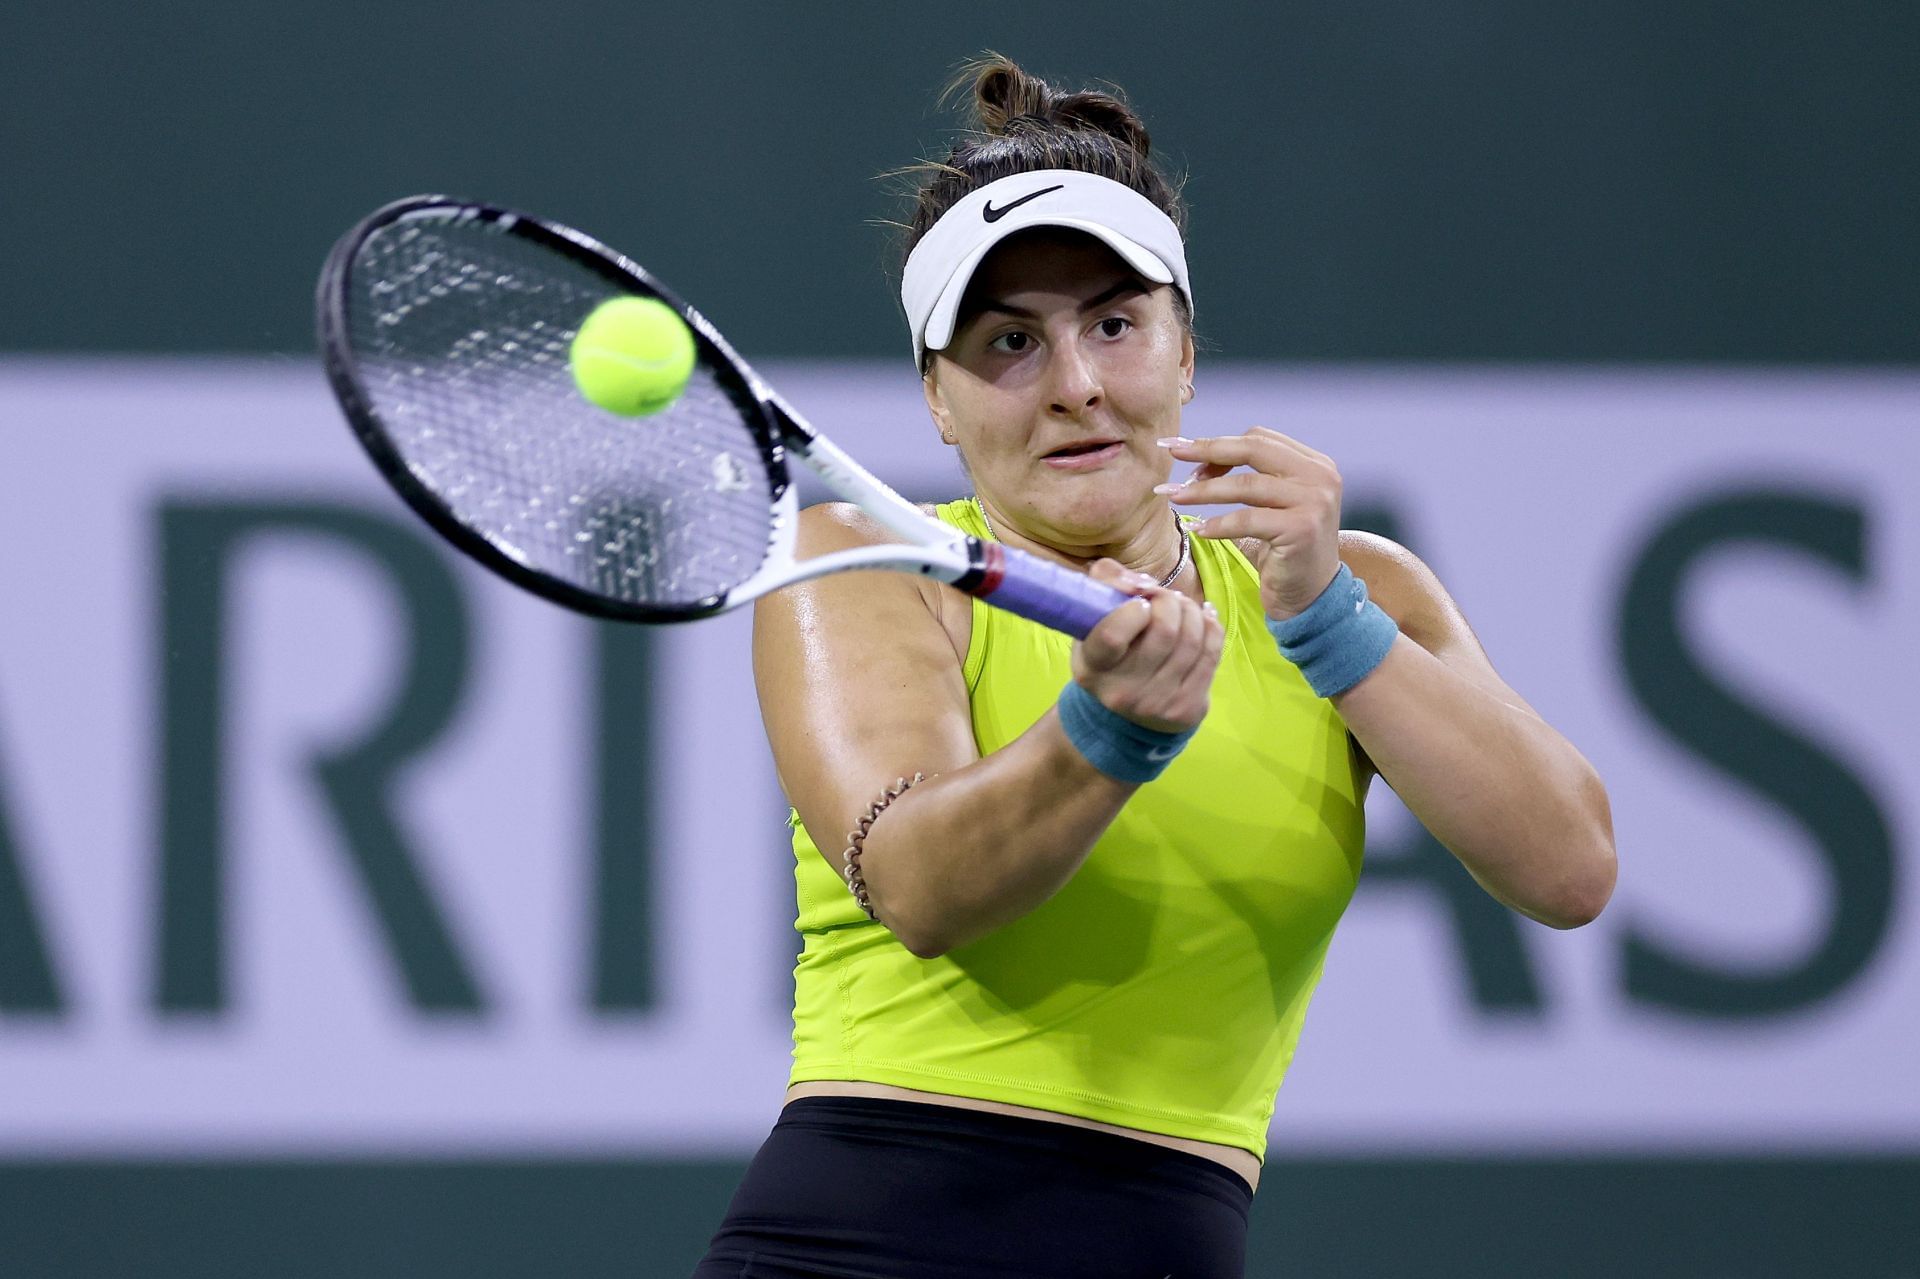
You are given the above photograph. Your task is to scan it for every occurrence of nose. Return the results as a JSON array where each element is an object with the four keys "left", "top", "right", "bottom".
[{"left": 1046, "top": 338, "right": 1102, "bottom": 417}]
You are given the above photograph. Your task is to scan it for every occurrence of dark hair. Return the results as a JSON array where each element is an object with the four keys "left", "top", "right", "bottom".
[{"left": 899, "top": 54, "right": 1189, "bottom": 284}]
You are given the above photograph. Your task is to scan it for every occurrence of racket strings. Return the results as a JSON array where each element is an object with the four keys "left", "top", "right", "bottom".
[{"left": 343, "top": 217, "right": 778, "bottom": 609}]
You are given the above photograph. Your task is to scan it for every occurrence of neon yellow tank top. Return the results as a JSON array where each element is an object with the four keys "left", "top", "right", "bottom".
[{"left": 786, "top": 499, "right": 1366, "bottom": 1158}]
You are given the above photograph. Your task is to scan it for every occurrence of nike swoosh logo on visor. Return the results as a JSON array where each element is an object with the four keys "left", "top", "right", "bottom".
[{"left": 982, "top": 184, "right": 1064, "bottom": 223}]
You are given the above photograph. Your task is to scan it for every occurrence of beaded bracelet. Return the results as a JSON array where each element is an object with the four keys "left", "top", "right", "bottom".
[{"left": 842, "top": 772, "right": 925, "bottom": 920}]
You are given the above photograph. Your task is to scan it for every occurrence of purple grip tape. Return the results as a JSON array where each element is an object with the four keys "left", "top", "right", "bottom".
[{"left": 981, "top": 545, "right": 1133, "bottom": 638}]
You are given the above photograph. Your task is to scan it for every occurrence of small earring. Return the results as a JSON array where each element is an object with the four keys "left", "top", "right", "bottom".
[{"left": 1180, "top": 383, "right": 1195, "bottom": 404}]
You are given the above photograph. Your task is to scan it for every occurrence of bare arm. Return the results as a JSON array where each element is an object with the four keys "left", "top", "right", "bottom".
[
  {"left": 753, "top": 504, "right": 1221, "bottom": 958},
  {"left": 1165, "top": 429, "right": 1616, "bottom": 930},
  {"left": 1333, "top": 533, "right": 1617, "bottom": 929}
]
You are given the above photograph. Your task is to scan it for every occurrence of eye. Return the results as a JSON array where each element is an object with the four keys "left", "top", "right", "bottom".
[
  {"left": 1097, "top": 316, "right": 1132, "bottom": 339},
  {"left": 988, "top": 330, "right": 1035, "bottom": 354}
]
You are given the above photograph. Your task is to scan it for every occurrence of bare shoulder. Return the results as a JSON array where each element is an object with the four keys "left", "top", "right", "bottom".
[
  {"left": 787, "top": 501, "right": 971, "bottom": 672},
  {"left": 1338, "top": 529, "right": 1542, "bottom": 714},
  {"left": 782, "top": 501, "right": 943, "bottom": 632},
  {"left": 1336, "top": 531, "right": 1443, "bottom": 627},
  {"left": 1336, "top": 529, "right": 1467, "bottom": 650},
  {"left": 1233, "top": 530, "right": 1456, "bottom": 643},
  {"left": 795, "top": 500, "right": 907, "bottom": 553},
  {"left": 754, "top": 502, "right": 979, "bottom": 847}
]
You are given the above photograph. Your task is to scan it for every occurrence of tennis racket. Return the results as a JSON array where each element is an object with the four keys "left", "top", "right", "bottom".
[{"left": 315, "top": 195, "right": 1131, "bottom": 636}]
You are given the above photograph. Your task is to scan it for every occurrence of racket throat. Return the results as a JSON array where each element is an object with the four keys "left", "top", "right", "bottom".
[{"left": 954, "top": 537, "right": 1006, "bottom": 597}]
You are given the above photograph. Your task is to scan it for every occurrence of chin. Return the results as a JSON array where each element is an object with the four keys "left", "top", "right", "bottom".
[{"left": 1030, "top": 470, "right": 1153, "bottom": 540}]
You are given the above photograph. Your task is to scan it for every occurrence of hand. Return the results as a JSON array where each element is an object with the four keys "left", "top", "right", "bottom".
[
  {"left": 1070, "top": 560, "right": 1224, "bottom": 734},
  {"left": 1157, "top": 429, "right": 1342, "bottom": 620}
]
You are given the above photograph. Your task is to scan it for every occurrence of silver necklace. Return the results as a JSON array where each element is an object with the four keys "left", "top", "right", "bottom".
[{"left": 974, "top": 497, "right": 1190, "bottom": 589}]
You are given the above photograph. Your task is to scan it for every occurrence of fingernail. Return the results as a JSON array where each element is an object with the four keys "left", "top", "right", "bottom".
[
  {"left": 1151, "top": 483, "right": 1184, "bottom": 496},
  {"left": 1203, "top": 602, "right": 1218, "bottom": 617},
  {"left": 1127, "top": 572, "right": 1156, "bottom": 589},
  {"left": 1156, "top": 436, "right": 1194, "bottom": 448}
]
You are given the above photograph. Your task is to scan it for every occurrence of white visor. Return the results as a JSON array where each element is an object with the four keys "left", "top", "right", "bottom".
[{"left": 900, "top": 169, "right": 1191, "bottom": 367}]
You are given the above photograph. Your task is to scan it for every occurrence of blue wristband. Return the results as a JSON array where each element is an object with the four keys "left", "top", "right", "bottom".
[
  {"left": 1265, "top": 564, "right": 1400, "bottom": 698},
  {"left": 1056, "top": 680, "right": 1197, "bottom": 784}
]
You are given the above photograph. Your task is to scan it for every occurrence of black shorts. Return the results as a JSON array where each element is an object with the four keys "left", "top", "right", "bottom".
[{"left": 690, "top": 1096, "right": 1253, "bottom": 1279}]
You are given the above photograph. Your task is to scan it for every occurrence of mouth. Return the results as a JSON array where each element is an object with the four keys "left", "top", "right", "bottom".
[{"left": 1041, "top": 439, "right": 1126, "bottom": 470}]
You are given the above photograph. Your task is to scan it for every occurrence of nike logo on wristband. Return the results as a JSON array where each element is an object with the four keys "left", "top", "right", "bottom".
[
  {"left": 982, "top": 185, "right": 1064, "bottom": 222},
  {"left": 1144, "top": 744, "right": 1183, "bottom": 761}
]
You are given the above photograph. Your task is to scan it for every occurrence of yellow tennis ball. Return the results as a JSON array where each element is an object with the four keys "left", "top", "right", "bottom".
[{"left": 569, "top": 296, "right": 696, "bottom": 416}]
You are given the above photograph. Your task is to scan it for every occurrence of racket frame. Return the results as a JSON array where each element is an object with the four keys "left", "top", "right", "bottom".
[{"left": 318, "top": 195, "right": 1127, "bottom": 636}]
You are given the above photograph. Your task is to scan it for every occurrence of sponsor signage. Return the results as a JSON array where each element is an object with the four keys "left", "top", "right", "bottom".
[{"left": 2, "top": 361, "right": 1914, "bottom": 1155}]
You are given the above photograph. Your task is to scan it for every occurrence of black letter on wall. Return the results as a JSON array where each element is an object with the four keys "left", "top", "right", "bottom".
[
  {"left": 0, "top": 709, "right": 63, "bottom": 1013},
  {"left": 590, "top": 621, "right": 656, "bottom": 1012},
  {"left": 1618, "top": 489, "right": 1895, "bottom": 1017},
  {"left": 156, "top": 501, "right": 484, "bottom": 1014}
]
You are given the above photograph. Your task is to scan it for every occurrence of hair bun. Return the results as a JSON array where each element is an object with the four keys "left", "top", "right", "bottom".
[
  {"left": 960, "top": 54, "right": 1152, "bottom": 158},
  {"left": 902, "top": 54, "right": 1190, "bottom": 301},
  {"left": 971, "top": 59, "right": 1058, "bottom": 134},
  {"left": 1053, "top": 91, "right": 1151, "bottom": 157}
]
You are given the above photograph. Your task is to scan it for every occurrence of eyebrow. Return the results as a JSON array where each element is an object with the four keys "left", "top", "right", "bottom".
[{"left": 974, "top": 279, "right": 1150, "bottom": 321}]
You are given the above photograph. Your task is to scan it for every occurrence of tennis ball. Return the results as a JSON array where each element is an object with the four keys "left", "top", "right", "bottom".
[{"left": 569, "top": 296, "right": 696, "bottom": 416}]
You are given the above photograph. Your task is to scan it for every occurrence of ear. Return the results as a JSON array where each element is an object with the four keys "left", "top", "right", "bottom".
[
  {"left": 922, "top": 366, "right": 958, "bottom": 446},
  {"left": 1175, "top": 329, "right": 1197, "bottom": 404}
]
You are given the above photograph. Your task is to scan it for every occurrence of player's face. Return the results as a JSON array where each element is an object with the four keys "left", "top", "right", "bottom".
[{"left": 925, "top": 230, "right": 1194, "bottom": 549}]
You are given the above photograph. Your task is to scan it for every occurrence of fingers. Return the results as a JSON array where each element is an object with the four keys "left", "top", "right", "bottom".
[
  {"left": 1113, "top": 588, "right": 1187, "bottom": 677},
  {"left": 1156, "top": 471, "right": 1323, "bottom": 511},
  {"left": 1073, "top": 583, "right": 1223, "bottom": 733},
  {"left": 1133, "top": 593, "right": 1220, "bottom": 730},
  {"left": 1180, "top": 506, "right": 1295, "bottom": 542},
  {"left": 1080, "top": 595, "right": 1154, "bottom": 672},
  {"left": 1160, "top": 428, "right": 1334, "bottom": 473},
  {"left": 1172, "top": 599, "right": 1226, "bottom": 707},
  {"left": 1159, "top": 591, "right": 1215, "bottom": 695},
  {"left": 1155, "top": 428, "right": 1342, "bottom": 546},
  {"left": 1183, "top": 460, "right": 1236, "bottom": 486},
  {"left": 1080, "top": 558, "right": 1163, "bottom": 670},
  {"left": 1088, "top": 556, "right": 1159, "bottom": 596},
  {"left": 1157, "top": 431, "right": 1340, "bottom": 508}
]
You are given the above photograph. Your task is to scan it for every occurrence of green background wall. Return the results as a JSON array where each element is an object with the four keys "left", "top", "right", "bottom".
[
  {"left": 6, "top": 1, "right": 1915, "bottom": 362},
  {"left": 5, "top": 2, "right": 1915, "bottom": 1274},
  {"left": 5, "top": 1158, "right": 1916, "bottom": 1275}
]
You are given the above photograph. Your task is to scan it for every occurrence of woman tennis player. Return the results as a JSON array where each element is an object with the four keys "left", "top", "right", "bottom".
[{"left": 693, "top": 55, "right": 1617, "bottom": 1279}]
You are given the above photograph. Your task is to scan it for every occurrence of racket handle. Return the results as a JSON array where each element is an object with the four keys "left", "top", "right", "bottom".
[{"left": 963, "top": 541, "right": 1134, "bottom": 639}]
